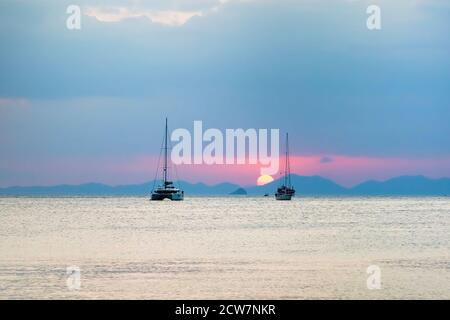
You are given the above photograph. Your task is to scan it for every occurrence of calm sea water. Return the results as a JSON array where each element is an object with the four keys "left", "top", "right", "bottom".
[{"left": 0, "top": 196, "right": 449, "bottom": 299}]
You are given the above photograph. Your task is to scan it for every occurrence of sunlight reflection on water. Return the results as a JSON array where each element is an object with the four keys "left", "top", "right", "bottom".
[{"left": 0, "top": 196, "right": 449, "bottom": 299}]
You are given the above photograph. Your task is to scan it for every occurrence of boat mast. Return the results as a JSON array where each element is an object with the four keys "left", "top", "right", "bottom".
[
  {"left": 284, "top": 133, "right": 288, "bottom": 187},
  {"left": 287, "top": 133, "right": 291, "bottom": 187},
  {"left": 164, "top": 117, "right": 168, "bottom": 185}
]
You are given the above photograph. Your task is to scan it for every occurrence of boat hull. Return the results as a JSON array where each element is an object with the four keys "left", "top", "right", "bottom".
[
  {"left": 275, "top": 193, "right": 293, "bottom": 200},
  {"left": 151, "top": 192, "right": 184, "bottom": 201}
]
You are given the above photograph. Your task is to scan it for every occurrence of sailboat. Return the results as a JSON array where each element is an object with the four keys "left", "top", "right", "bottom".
[
  {"left": 275, "top": 133, "right": 295, "bottom": 200},
  {"left": 151, "top": 118, "right": 184, "bottom": 201}
]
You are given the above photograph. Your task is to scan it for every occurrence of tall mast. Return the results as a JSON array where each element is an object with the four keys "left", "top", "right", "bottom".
[
  {"left": 284, "top": 133, "right": 288, "bottom": 187},
  {"left": 287, "top": 133, "right": 291, "bottom": 187},
  {"left": 164, "top": 117, "right": 168, "bottom": 184}
]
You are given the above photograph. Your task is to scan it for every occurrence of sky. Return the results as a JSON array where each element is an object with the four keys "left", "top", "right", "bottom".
[{"left": 0, "top": 0, "right": 449, "bottom": 187}]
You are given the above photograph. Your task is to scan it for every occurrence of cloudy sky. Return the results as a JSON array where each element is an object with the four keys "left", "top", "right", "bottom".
[{"left": 0, "top": 0, "right": 449, "bottom": 187}]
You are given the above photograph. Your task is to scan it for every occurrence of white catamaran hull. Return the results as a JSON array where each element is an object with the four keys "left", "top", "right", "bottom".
[
  {"left": 170, "top": 193, "right": 184, "bottom": 201},
  {"left": 151, "top": 193, "right": 184, "bottom": 201}
]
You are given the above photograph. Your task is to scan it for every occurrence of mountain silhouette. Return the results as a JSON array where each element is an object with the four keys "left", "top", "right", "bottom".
[
  {"left": 246, "top": 175, "right": 346, "bottom": 195},
  {"left": 349, "top": 175, "right": 450, "bottom": 196},
  {"left": 0, "top": 181, "right": 239, "bottom": 196},
  {"left": 0, "top": 175, "right": 449, "bottom": 196}
]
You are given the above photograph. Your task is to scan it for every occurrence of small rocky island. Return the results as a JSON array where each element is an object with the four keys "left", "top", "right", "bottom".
[{"left": 229, "top": 187, "right": 247, "bottom": 195}]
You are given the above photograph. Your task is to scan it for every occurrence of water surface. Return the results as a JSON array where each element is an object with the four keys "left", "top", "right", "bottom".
[{"left": 0, "top": 197, "right": 449, "bottom": 299}]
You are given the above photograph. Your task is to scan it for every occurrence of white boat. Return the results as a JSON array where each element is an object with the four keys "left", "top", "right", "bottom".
[
  {"left": 275, "top": 133, "right": 295, "bottom": 200},
  {"left": 151, "top": 118, "right": 184, "bottom": 201}
]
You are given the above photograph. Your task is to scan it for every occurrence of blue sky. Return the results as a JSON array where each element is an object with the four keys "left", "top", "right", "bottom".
[{"left": 0, "top": 0, "right": 449, "bottom": 186}]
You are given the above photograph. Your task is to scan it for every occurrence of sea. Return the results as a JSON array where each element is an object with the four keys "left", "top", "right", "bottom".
[{"left": 0, "top": 196, "right": 449, "bottom": 299}]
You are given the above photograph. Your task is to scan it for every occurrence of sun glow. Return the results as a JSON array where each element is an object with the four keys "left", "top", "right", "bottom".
[{"left": 257, "top": 174, "right": 274, "bottom": 186}]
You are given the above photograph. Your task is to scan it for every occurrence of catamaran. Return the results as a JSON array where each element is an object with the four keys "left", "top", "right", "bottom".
[
  {"left": 275, "top": 133, "right": 295, "bottom": 200},
  {"left": 151, "top": 118, "right": 184, "bottom": 201}
]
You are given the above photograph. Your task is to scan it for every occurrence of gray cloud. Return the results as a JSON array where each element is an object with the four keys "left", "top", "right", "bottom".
[
  {"left": 320, "top": 157, "right": 334, "bottom": 164},
  {"left": 0, "top": 0, "right": 449, "bottom": 160}
]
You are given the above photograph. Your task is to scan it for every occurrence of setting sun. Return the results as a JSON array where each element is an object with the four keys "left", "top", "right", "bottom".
[{"left": 256, "top": 174, "right": 274, "bottom": 186}]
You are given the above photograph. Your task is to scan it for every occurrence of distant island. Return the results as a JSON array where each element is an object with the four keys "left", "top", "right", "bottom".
[
  {"left": 229, "top": 187, "right": 247, "bottom": 195},
  {"left": 0, "top": 175, "right": 449, "bottom": 196}
]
